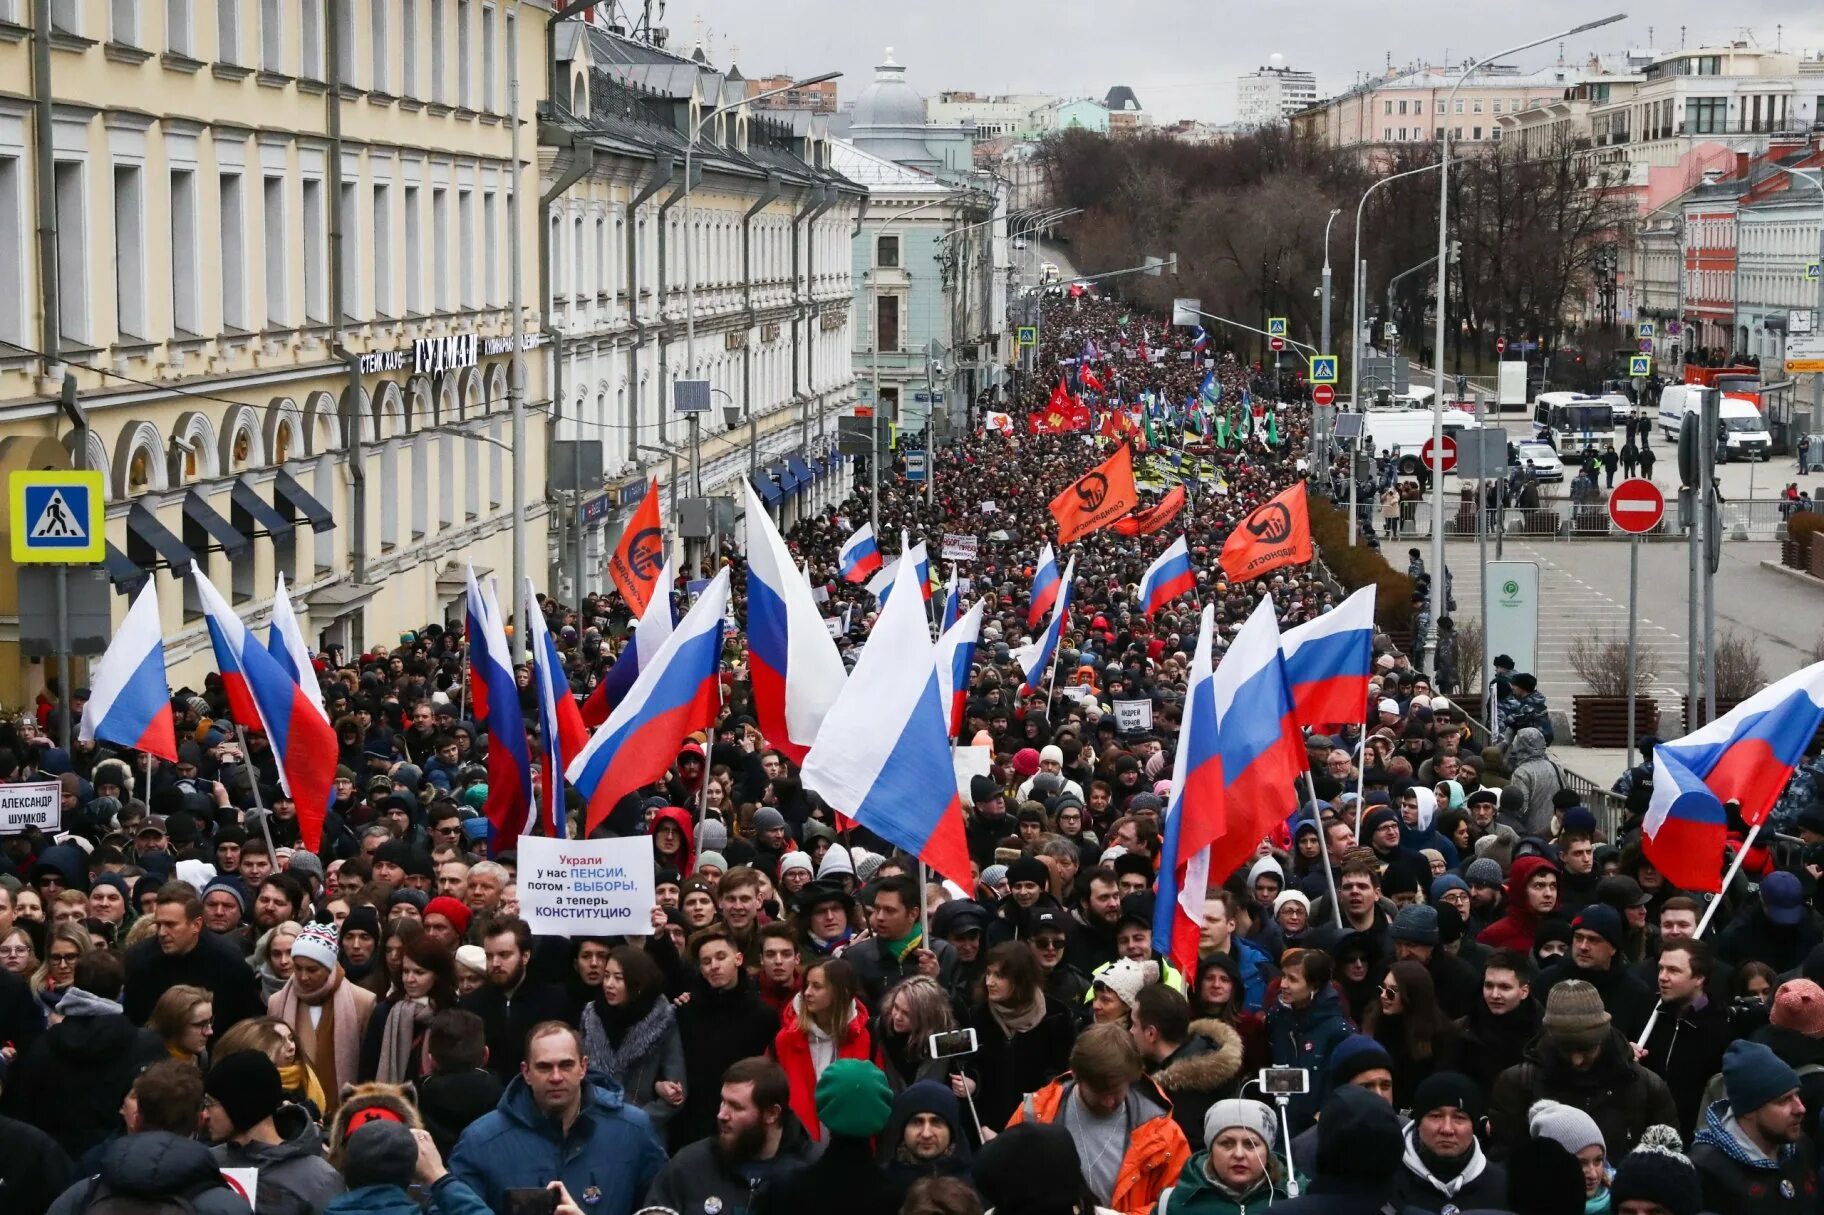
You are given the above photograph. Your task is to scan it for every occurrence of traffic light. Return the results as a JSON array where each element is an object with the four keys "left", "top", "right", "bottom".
[{"left": 1448, "top": 239, "right": 1462, "bottom": 264}]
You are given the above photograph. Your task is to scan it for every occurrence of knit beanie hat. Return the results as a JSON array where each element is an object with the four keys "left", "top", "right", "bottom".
[
  {"left": 1203, "top": 1098, "right": 1277, "bottom": 1149},
  {"left": 1272, "top": 889, "right": 1311, "bottom": 916},
  {"left": 753, "top": 807, "right": 787, "bottom": 832},
  {"left": 1329, "top": 1033, "right": 1396, "bottom": 1088},
  {"left": 1542, "top": 980, "right": 1611, "bottom": 1052},
  {"left": 1527, "top": 1098, "right": 1605, "bottom": 1156},
  {"left": 1411, "top": 1070, "right": 1484, "bottom": 1121},
  {"left": 1609, "top": 1125, "right": 1699, "bottom": 1215},
  {"left": 341, "top": 1120, "right": 420, "bottom": 1189},
  {"left": 696, "top": 851, "right": 728, "bottom": 873},
  {"left": 286, "top": 850, "right": 325, "bottom": 885},
  {"left": 204, "top": 1050, "right": 284, "bottom": 1133},
  {"left": 291, "top": 921, "right": 340, "bottom": 971},
  {"left": 1093, "top": 958, "right": 1160, "bottom": 1009},
  {"left": 388, "top": 887, "right": 429, "bottom": 914},
  {"left": 979, "top": 863, "right": 1008, "bottom": 889},
  {"left": 778, "top": 852, "right": 814, "bottom": 879},
  {"left": 976, "top": 1122, "right": 1090, "bottom": 1215},
  {"left": 1039, "top": 744, "right": 1064, "bottom": 767},
  {"left": 817, "top": 847, "right": 856, "bottom": 880},
  {"left": 202, "top": 875, "right": 246, "bottom": 914},
  {"left": 854, "top": 850, "right": 885, "bottom": 884},
  {"left": 1571, "top": 903, "right": 1626, "bottom": 952},
  {"left": 342, "top": 905, "right": 381, "bottom": 942},
  {"left": 1429, "top": 873, "right": 1469, "bottom": 902},
  {"left": 1012, "top": 748, "right": 1041, "bottom": 778},
  {"left": 1007, "top": 856, "right": 1050, "bottom": 888},
  {"left": 814, "top": 1058, "right": 893, "bottom": 1138},
  {"left": 1247, "top": 855, "right": 1284, "bottom": 887},
  {"left": 697, "top": 819, "right": 729, "bottom": 851},
  {"left": 424, "top": 896, "right": 473, "bottom": 935},
  {"left": 453, "top": 944, "right": 486, "bottom": 977},
  {"left": 1771, "top": 979, "right": 1824, "bottom": 1038},
  {"left": 1722, "top": 1039, "right": 1802, "bottom": 1116},
  {"left": 1465, "top": 857, "right": 1505, "bottom": 888},
  {"left": 1392, "top": 903, "right": 1440, "bottom": 946}
]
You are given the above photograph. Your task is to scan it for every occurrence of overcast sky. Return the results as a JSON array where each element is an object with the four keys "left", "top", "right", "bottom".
[{"left": 662, "top": 1, "right": 1824, "bottom": 124}]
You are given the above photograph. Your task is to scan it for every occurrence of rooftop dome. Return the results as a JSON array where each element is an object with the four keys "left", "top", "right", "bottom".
[{"left": 850, "top": 48, "right": 927, "bottom": 130}]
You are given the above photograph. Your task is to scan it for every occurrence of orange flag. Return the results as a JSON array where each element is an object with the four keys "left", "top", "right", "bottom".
[
  {"left": 1050, "top": 444, "right": 1140, "bottom": 545},
  {"left": 607, "top": 478, "right": 665, "bottom": 614},
  {"left": 1112, "top": 485, "right": 1186, "bottom": 536},
  {"left": 1219, "top": 481, "right": 1314, "bottom": 583}
]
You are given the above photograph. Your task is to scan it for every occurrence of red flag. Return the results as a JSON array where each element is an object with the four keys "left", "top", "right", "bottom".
[
  {"left": 1219, "top": 482, "right": 1314, "bottom": 582},
  {"left": 1112, "top": 485, "right": 1186, "bottom": 536},
  {"left": 1048, "top": 378, "right": 1072, "bottom": 414},
  {"left": 1081, "top": 365, "right": 1105, "bottom": 393},
  {"left": 607, "top": 479, "right": 664, "bottom": 615},
  {"left": 1050, "top": 445, "right": 1140, "bottom": 545}
]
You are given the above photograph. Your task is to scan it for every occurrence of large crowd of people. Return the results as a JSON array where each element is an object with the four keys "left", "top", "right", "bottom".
[{"left": 2, "top": 288, "right": 1821, "bottom": 1215}]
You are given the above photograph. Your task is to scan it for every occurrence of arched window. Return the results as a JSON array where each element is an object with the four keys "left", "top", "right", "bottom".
[{"left": 129, "top": 450, "right": 153, "bottom": 494}]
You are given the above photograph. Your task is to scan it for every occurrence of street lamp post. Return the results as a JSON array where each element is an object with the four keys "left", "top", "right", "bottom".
[
  {"left": 1317, "top": 206, "right": 1341, "bottom": 489},
  {"left": 1349, "top": 161, "right": 1442, "bottom": 545},
  {"left": 1430, "top": 13, "right": 1626, "bottom": 658}
]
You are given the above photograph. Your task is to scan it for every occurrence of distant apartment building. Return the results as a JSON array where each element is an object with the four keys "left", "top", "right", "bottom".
[
  {"left": 926, "top": 91, "right": 1057, "bottom": 140},
  {"left": 1291, "top": 60, "right": 1587, "bottom": 162},
  {"left": 1238, "top": 62, "right": 1318, "bottom": 128},
  {"left": 745, "top": 74, "right": 839, "bottom": 114}
]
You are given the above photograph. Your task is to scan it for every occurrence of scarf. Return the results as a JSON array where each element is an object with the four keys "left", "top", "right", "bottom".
[
  {"left": 882, "top": 926, "right": 924, "bottom": 963},
  {"left": 53, "top": 986, "right": 124, "bottom": 1018},
  {"left": 278, "top": 1060, "right": 328, "bottom": 1115},
  {"left": 272, "top": 968, "right": 363, "bottom": 1110},
  {"left": 988, "top": 994, "right": 1047, "bottom": 1037},
  {"left": 580, "top": 994, "right": 676, "bottom": 1085},
  {"left": 374, "top": 997, "right": 433, "bottom": 1085},
  {"left": 1402, "top": 1127, "right": 1487, "bottom": 1198}
]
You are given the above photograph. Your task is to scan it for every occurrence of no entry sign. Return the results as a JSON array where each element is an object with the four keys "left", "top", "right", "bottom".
[
  {"left": 1421, "top": 435, "right": 1457, "bottom": 474},
  {"left": 1313, "top": 384, "right": 1336, "bottom": 406},
  {"left": 1608, "top": 478, "right": 1665, "bottom": 534}
]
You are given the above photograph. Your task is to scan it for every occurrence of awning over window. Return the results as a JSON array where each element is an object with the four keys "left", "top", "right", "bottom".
[
  {"left": 274, "top": 469, "right": 335, "bottom": 531},
  {"left": 183, "top": 490, "right": 252, "bottom": 559},
  {"left": 785, "top": 454, "right": 814, "bottom": 492},
  {"left": 771, "top": 461, "right": 798, "bottom": 494},
  {"left": 126, "top": 502, "right": 195, "bottom": 571},
  {"left": 104, "top": 542, "right": 149, "bottom": 595},
  {"left": 232, "top": 477, "right": 295, "bottom": 541},
  {"left": 757, "top": 476, "right": 784, "bottom": 505}
]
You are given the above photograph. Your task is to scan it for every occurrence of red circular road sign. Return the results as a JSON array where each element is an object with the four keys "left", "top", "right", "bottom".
[
  {"left": 1496, "top": 336, "right": 1508, "bottom": 355},
  {"left": 1421, "top": 435, "right": 1457, "bottom": 473},
  {"left": 1313, "top": 384, "right": 1336, "bottom": 406},
  {"left": 1269, "top": 336, "right": 1286, "bottom": 352},
  {"left": 1608, "top": 477, "right": 1665, "bottom": 534}
]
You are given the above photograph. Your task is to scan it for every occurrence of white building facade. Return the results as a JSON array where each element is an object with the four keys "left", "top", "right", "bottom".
[{"left": 1237, "top": 64, "right": 1318, "bottom": 128}]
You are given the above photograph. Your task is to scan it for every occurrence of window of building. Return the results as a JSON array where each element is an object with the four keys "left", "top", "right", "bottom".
[
  {"left": 433, "top": 186, "right": 451, "bottom": 309},
  {"left": 263, "top": 175, "right": 287, "bottom": 325},
  {"left": 1384, "top": 100, "right": 1393, "bottom": 115},
  {"left": 1492, "top": 100, "right": 1502, "bottom": 114},
  {"left": 594, "top": 214, "right": 606, "bottom": 302},
  {"left": 486, "top": 191, "right": 501, "bottom": 304},
  {"left": 0, "top": 156, "right": 18, "bottom": 345},
  {"left": 1397, "top": 100, "right": 1407, "bottom": 115},
  {"left": 370, "top": 0, "right": 388, "bottom": 91},
  {"left": 338, "top": 180, "right": 358, "bottom": 319},
  {"left": 373, "top": 182, "right": 392, "bottom": 315},
  {"left": 877, "top": 234, "right": 899, "bottom": 268},
  {"left": 1454, "top": 100, "right": 1464, "bottom": 114},
  {"left": 50, "top": 0, "right": 79, "bottom": 34},
  {"left": 438, "top": 434, "right": 454, "bottom": 528},
  {"left": 112, "top": 0, "right": 138, "bottom": 44},
  {"left": 300, "top": 0, "right": 322, "bottom": 79},
  {"left": 1687, "top": 97, "right": 1726, "bottom": 134},
  {"left": 410, "top": 437, "right": 428, "bottom": 539},
  {"left": 402, "top": 0, "right": 418, "bottom": 95},
  {"left": 1473, "top": 126, "right": 1482, "bottom": 140},
  {"left": 404, "top": 184, "right": 423, "bottom": 312},
  {"left": 1472, "top": 99, "right": 1483, "bottom": 113},
  {"left": 261, "top": 0, "right": 281, "bottom": 70},
  {"left": 459, "top": 188, "right": 477, "bottom": 306},
  {"left": 170, "top": 169, "right": 200, "bottom": 333},
  {"left": 165, "top": 0, "right": 192, "bottom": 54},
  {"left": 216, "top": 0, "right": 239, "bottom": 62},
  {"left": 431, "top": 1, "right": 446, "bottom": 101},
  {"left": 334, "top": 0, "right": 354, "bottom": 83},
  {"left": 302, "top": 176, "right": 325, "bottom": 322},
  {"left": 113, "top": 165, "right": 147, "bottom": 341},
  {"left": 571, "top": 212, "right": 584, "bottom": 300},
  {"left": 877, "top": 294, "right": 899, "bottom": 352},
  {"left": 1384, "top": 127, "right": 1392, "bottom": 141},
  {"left": 1436, "top": 126, "right": 1445, "bottom": 140},
  {"left": 481, "top": 4, "right": 495, "bottom": 111},
  {"left": 220, "top": 173, "right": 246, "bottom": 329},
  {"left": 379, "top": 442, "right": 398, "bottom": 549},
  {"left": 457, "top": 0, "right": 472, "bottom": 106}
]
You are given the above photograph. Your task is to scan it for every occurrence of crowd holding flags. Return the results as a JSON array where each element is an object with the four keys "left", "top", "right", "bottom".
[
  {"left": 79, "top": 582, "right": 178, "bottom": 763},
  {"left": 743, "top": 481, "right": 850, "bottom": 766},
  {"left": 465, "top": 568, "right": 535, "bottom": 844},
  {"left": 837, "top": 523, "right": 883, "bottom": 583},
  {"left": 524, "top": 579, "right": 588, "bottom": 838}
]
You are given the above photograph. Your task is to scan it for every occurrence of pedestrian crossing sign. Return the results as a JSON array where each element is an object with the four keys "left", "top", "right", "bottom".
[
  {"left": 10, "top": 470, "right": 105, "bottom": 564},
  {"left": 1637, "top": 321, "right": 1656, "bottom": 338},
  {"left": 1018, "top": 326, "right": 1037, "bottom": 347},
  {"left": 1629, "top": 354, "right": 1653, "bottom": 378},
  {"left": 1267, "top": 317, "right": 1288, "bottom": 337},
  {"left": 1308, "top": 354, "right": 1338, "bottom": 384}
]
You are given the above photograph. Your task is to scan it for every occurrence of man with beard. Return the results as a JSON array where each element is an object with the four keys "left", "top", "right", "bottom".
[
  {"left": 1464, "top": 857, "right": 1507, "bottom": 938},
  {"left": 459, "top": 918, "right": 570, "bottom": 1083},
  {"left": 1459, "top": 949, "right": 1540, "bottom": 1090},
  {"left": 251, "top": 875, "right": 304, "bottom": 935},
  {"left": 645, "top": 1057, "right": 816, "bottom": 1215},
  {"left": 673, "top": 927, "right": 782, "bottom": 1150},
  {"left": 1069, "top": 865, "right": 1125, "bottom": 975},
  {"left": 878, "top": 1080, "right": 973, "bottom": 1206}
]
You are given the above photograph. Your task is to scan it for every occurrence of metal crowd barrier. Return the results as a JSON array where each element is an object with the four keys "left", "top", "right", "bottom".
[{"left": 1386, "top": 498, "right": 1816, "bottom": 542}]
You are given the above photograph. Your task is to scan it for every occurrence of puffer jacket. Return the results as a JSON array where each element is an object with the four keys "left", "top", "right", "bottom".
[
  {"left": 1264, "top": 987, "right": 1355, "bottom": 1132},
  {"left": 210, "top": 1104, "right": 344, "bottom": 1215},
  {"left": 1008, "top": 1074, "right": 1191, "bottom": 1215},
  {"left": 1690, "top": 1098, "right": 1820, "bottom": 1215},
  {"left": 46, "top": 1131, "right": 252, "bottom": 1215},
  {"left": 1151, "top": 1019, "right": 1247, "bottom": 1148},
  {"left": 0, "top": 989, "right": 165, "bottom": 1159},
  {"left": 1504, "top": 729, "right": 1564, "bottom": 835},
  {"left": 324, "top": 1177, "right": 492, "bottom": 1215}
]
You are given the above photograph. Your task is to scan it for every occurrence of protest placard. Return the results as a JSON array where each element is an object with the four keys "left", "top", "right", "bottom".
[
  {"left": 0, "top": 781, "right": 60, "bottom": 833},
  {"left": 940, "top": 534, "right": 978, "bottom": 561},
  {"left": 516, "top": 835, "right": 654, "bottom": 937},
  {"left": 1113, "top": 700, "right": 1154, "bottom": 734}
]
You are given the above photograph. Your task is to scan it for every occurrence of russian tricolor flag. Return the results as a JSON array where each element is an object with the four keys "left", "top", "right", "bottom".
[
  {"left": 1645, "top": 660, "right": 1824, "bottom": 891},
  {"left": 465, "top": 569, "right": 534, "bottom": 846},
  {"left": 935, "top": 599, "right": 983, "bottom": 739},
  {"left": 266, "top": 575, "right": 326, "bottom": 721},
  {"left": 869, "top": 539, "right": 931, "bottom": 608},
  {"left": 1012, "top": 554, "right": 1075, "bottom": 691},
  {"left": 800, "top": 552, "right": 973, "bottom": 890},
  {"left": 1278, "top": 586, "right": 1376, "bottom": 731},
  {"left": 79, "top": 581, "right": 178, "bottom": 762},
  {"left": 525, "top": 580, "right": 587, "bottom": 838},
  {"left": 1027, "top": 543, "right": 1062, "bottom": 629},
  {"left": 568, "top": 569, "right": 729, "bottom": 834},
  {"left": 1192, "top": 325, "right": 1210, "bottom": 353},
  {"left": 193, "top": 566, "right": 334, "bottom": 850},
  {"left": 744, "top": 480, "right": 848, "bottom": 765},
  {"left": 582, "top": 558, "right": 676, "bottom": 729},
  {"left": 940, "top": 567, "right": 962, "bottom": 635},
  {"left": 1154, "top": 597, "right": 1304, "bottom": 978},
  {"left": 1138, "top": 536, "right": 1196, "bottom": 619},
  {"left": 838, "top": 524, "right": 883, "bottom": 584}
]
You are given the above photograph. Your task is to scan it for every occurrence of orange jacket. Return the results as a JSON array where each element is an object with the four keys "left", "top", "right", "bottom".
[
  {"left": 772, "top": 995, "right": 874, "bottom": 1140},
  {"left": 1008, "top": 1073, "right": 1191, "bottom": 1215}
]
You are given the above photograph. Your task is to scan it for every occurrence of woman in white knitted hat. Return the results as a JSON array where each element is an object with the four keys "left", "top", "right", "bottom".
[{"left": 1154, "top": 1098, "right": 1298, "bottom": 1214}]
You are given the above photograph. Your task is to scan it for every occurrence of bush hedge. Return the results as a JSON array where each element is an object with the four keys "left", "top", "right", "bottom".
[{"left": 1309, "top": 496, "right": 1415, "bottom": 637}]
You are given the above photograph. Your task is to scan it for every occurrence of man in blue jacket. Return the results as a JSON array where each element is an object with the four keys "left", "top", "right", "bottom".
[{"left": 449, "top": 1021, "right": 666, "bottom": 1215}]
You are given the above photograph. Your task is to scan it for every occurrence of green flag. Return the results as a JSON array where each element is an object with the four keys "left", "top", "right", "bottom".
[
  {"left": 1214, "top": 415, "right": 1228, "bottom": 447},
  {"left": 1118, "top": 314, "right": 1129, "bottom": 327}
]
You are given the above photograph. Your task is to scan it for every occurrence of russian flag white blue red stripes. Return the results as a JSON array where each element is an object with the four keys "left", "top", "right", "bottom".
[
  {"left": 465, "top": 568, "right": 534, "bottom": 847},
  {"left": 1278, "top": 586, "right": 1376, "bottom": 731},
  {"left": 800, "top": 553, "right": 973, "bottom": 889},
  {"left": 525, "top": 579, "right": 587, "bottom": 838},
  {"left": 1644, "top": 660, "right": 1824, "bottom": 891},
  {"left": 1192, "top": 325, "right": 1210, "bottom": 352},
  {"left": 79, "top": 581, "right": 179, "bottom": 762},
  {"left": 940, "top": 566, "right": 962, "bottom": 635},
  {"left": 266, "top": 575, "right": 326, "bottom": 720},
  {"left": 838, "top": 523, "right": 883, "bottom": 584},
  {"left": 934, "top": 599, "right": 984, "bottom": 739},
  {"left": 583, "top": 557, "right": 676, "bottom": 728},
  {"left": 1012, "top": 555, "right": 1075, "bottom": 691},
  {"left": 1137, "top": 536, "right": 1196, "bottom": 619},
  {"left": 568, "top": 569, "right": 730, "bottom": 835},
  {"left": 1154, "top": 597, "right": 1305, "bottom": 978},
  {"left": 193, "top": 565, "right": 334, "bottom": 851},
  {"left": 1027, "top": 543, "right": 1061, "bottom": 629},
  {"left": 743, "top": 481, "right": 848, "bottom": 765},
  {"left": 869, "top": 539, "right": 931, "bottom": 608}
]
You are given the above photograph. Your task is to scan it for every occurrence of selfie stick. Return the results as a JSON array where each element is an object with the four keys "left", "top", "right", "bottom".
[{"left": 1245, "top": 1074, "right": 1301, "bottom": 1199}]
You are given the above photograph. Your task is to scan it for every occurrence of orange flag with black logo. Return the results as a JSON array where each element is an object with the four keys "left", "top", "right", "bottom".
[
  {"left": 607, "top": 478, "right": 665, "bottom": 615},
  {"left": 1050, "top": 444, "right": 1140, "bottom": 545},
  {"left": 1219, "top": 481, "right": 1314, "bottom": 582}
]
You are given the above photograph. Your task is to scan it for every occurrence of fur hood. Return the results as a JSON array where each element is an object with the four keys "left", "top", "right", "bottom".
[
  {"left": 329, "top": 1080, "right": 423, "bottom": 1165},
  {"left": 1153, "top": 1018, "right": 1246, "bottom": 1095}
]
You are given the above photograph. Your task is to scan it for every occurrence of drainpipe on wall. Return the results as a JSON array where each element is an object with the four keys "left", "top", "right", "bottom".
[
  {"left": 793, "top": 183, "right": 837, "bottom": 459},
  {"left": 33, "top": 0, "right": 60, "bottom": 379},
  {"left": 325, "top": 0, "right": 366, "bottom": 586},
  {"left": 740, "top": 172, "right": 782, "bottom": 484},
  {"left": 626, "top": 156, "right": 675, "bottom": 526}
]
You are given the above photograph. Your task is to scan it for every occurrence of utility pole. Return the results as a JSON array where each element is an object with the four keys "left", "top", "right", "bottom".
[{"left": 507, "top": 2, "right": 526, "bottom": 661}]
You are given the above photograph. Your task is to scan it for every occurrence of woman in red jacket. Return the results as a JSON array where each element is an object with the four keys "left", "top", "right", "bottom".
[{"left": 773, "top": 956, "right": 873, "bottom": 1139}]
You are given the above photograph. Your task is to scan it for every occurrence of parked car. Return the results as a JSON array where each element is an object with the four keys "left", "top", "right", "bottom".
[{"left": 1512, "top": 440, "right": 1564, "bottom": 482}]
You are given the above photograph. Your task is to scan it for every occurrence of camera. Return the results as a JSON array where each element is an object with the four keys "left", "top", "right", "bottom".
[
  {"left": 1259, "top": 1067, "right": 1310, "bottom": 1095},
  {"left": 928, "top": 1028, "right": 979, "bottom": 1059}
]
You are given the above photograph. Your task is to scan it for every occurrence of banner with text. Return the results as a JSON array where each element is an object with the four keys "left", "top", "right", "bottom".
[
  {"left": 0, "top": 781, "right": 60, "bottom": 833},
  {"left": 940, "top": 534, "right": 979, "bottom": 561},
  {"left": 517, "top": 834, "right": 654, "bottom": 937}
]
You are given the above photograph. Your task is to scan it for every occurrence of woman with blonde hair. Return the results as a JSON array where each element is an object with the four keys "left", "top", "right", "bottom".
[
  {"left": 873, "top": 975, "right": 959, "bottom": 1091},
  {"left": 149, "top": 983, "right": 215, "bottom": 1067},
  {"left": 29, "top": 922, "right": 91, "bottom": 1014},
  {"left": 253, "top": 920, "right": 302, "bottom": 1000},
  {"left": 214, "top": 1015, "right": 329, "bottom": 1116}
]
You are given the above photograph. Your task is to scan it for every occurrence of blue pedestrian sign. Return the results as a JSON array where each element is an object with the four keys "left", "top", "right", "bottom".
[
  {"left": 1308, "top": 354, "right": 1338, "bottom": 384},
  {"left": 1629, "top": 354, "right": 1653, "bottom": 378},
  {"left": 1637, "top": 321, "right": 1656, "bottom": 338},
  {"left": 1017, "top": 326, "right": 1037, "bottom": 347},
  {"left": 1267, "top": 317, "right": 1288, "bottom": 337},
  {"left": 10, "top": 471, "right": 105, "bottom": 564}
]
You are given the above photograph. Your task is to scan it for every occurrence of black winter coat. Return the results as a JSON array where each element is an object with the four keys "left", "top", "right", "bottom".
[
  {"left": 0, "top": 1010, "right": 165, "bottom": 1158},
  {"left": 672, "top": 974, "right": 781, "bottom": 1149},
  {"left": 121, "top": 934, "right": 265, "bottom": 1032},
  {"left": 457, "top": 977, "right": 571, "bottom": 1085},
  {"left": 751, "top": 1135, "right": 899, "bottom": 1215},
  {"left": 1488, "top": 1029, "right": 1679, "bottom": 1161},
  {"left": 963, "top": 995, "right": 1077, "bottom": 1131},
  {"left": 0, "top": 1113, "right": 75, "bottom": 1215}
]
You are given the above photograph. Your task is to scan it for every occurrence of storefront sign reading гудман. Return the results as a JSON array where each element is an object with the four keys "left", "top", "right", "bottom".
[{"left": 356, "top": 332, "right": 541, "bottom": 376}]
